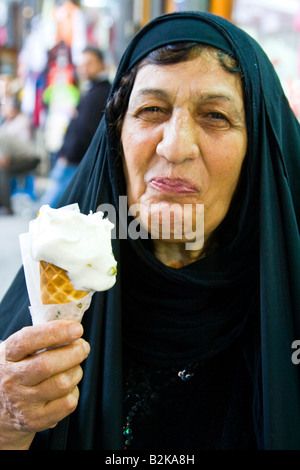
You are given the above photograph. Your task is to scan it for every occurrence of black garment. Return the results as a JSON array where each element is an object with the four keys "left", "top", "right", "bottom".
[
  {"left": 59, "top": 79, "right": 111, "bottom": 164},
  {"left": 0, "top": 11, "right": 299, "bottom": 450},
  {"left": 122, "top": 340, "right": 257, "bottom": 450}
]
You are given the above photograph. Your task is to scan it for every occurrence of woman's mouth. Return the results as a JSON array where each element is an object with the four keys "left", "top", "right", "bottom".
[{"left": 149, "top": 177, "right": 199, "bottom": 194}]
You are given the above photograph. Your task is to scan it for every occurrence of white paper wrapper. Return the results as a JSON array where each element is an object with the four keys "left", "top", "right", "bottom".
[{"left": 19, "top": 231, "right": 94, "bottom": 325}]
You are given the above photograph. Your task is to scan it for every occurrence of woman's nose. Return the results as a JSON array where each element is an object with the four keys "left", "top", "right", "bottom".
[{"left": 156, "top": 110, "right": 199, "bottom": 163}]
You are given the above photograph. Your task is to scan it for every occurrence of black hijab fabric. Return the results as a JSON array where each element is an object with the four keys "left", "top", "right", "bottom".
[{"left": 0, "top": 12, "right": 299, "bottom": 450}]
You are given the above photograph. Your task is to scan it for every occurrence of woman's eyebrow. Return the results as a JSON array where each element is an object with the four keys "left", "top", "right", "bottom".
[
  {"left": 135, "top": 89, "right": 238, "bottom": 104},
  {"left": 194, "top": 92, "right": 236, "bottom": 104},
  {"left": 135, "top": 88, "right": 170, "bottom": 100}
]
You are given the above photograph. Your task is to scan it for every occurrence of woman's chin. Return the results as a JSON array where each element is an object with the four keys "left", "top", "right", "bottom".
[{"left": 133, "top": 202, "right": 204, "bottom": 249}]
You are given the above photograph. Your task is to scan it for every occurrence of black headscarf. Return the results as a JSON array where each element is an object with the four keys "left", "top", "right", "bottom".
[{"left": 0, "top": 11, "right": 299, "bottom": 450}]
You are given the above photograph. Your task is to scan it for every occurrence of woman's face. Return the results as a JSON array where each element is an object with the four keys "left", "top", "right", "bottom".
[{"left": 121, "top": 53, "right": 247, "bottom": 246}]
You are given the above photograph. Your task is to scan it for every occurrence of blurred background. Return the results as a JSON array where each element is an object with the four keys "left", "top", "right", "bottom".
[{"left": 0, "top": 0, "right": 299, "bottom": 301}]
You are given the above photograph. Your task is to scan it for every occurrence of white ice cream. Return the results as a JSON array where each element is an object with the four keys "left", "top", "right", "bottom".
[{"left": 29, "top": 204, "right": 117, "bottom": 292}]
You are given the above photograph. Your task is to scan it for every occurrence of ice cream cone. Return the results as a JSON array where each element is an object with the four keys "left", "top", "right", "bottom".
[{"left": 39, "top": 260, "right": 89, "bottom": 305}]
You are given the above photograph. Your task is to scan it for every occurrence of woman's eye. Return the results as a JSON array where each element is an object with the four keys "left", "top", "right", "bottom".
[
  {"left": 137, "top": 106, "right": 167, "bottom": 122},
  {"left": 208, "top": 112, "right": 228, "bottom": 121},
  {"left": 143, "top": 106, "right": 163, "bottom": 113},
  {"left": 200, "top": 111, "right": 231, "bottom": 129}
]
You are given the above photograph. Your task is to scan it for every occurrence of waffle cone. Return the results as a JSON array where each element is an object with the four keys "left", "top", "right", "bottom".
[{"left": 39, "top": 261, "right": 89, "bottom": 304}]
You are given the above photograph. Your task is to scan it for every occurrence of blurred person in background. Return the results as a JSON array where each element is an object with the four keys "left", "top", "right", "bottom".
[
  {"left": 0, "top": 94, "right": 39, "bottom": 214},
  {"left": 39, "top": 46, "right": 111, "bottom": 208}
]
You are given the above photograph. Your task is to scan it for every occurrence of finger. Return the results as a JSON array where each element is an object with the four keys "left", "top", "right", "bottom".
[
  {"left": 17, "top": 338, "right": 90, "bottom": 386},
  {"left": 4, "top": 321, "right": 84, "bottom": 362},
  {"left": 15, "top": 386, "right": 80, "bottom": 433},
  {"left": 43, "top": 386, "right": 80, "bottom": 428},
  {"left": 29, "top": 366, "right": 83, "bottom": 402}
]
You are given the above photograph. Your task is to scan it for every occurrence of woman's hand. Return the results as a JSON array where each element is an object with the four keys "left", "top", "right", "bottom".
[{"left": 0, "top": 320, "right": 90, "bottom": 450}]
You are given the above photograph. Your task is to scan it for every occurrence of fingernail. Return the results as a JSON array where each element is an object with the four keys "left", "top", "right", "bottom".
[
  {"left": 68, "top": 323, "right": 83, "bottom": 338},
  {"left": 82, "top": 340, "right": 90, "bottom": 356}
]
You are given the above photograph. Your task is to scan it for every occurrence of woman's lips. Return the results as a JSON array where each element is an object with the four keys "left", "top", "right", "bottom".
[{"left": 149, "top": 177, "right": 199, "bottom": 194}]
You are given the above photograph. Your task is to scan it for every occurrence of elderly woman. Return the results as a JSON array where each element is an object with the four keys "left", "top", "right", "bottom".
[{"left": 0, "top": 12, "right": 299, "bottom": 450}]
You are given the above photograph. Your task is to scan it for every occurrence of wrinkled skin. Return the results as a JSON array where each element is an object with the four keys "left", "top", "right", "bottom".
[{"left": 0, "top": 320, "right": 90, "bottom": 450}]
